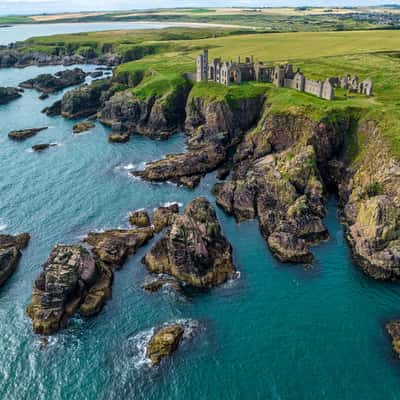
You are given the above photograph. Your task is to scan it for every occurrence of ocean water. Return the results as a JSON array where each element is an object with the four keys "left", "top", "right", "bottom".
[
  {"left": 1, "top": 64, "right": 400, "bottom": 400},
  {"left": 0, "top": 22, "right": 221, "bottom": 46}
]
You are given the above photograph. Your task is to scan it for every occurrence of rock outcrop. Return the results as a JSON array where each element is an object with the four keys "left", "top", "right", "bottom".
[
  {"left": 133, "top": 92, "right": 264, "bottom": 187},
  {"left": 19, "top": 68, "right": 86, "bottom": 93},
  {"left": 99, "top": 81, "right": 191, "bottom": 139},
  {"left": 146, "top": 324, "right": 184, "bottom": 366},
  {"left": 339, "top": 120, "right": 400, "bottom": 280},
  {"left": 61, "top": 79, "right": 112, "bottom": 119},
  {"left": 83, "top": 228, "right": 154, "bottom": 269},
  {"left": 26, "top": 244, "right": 113, "bottom": 334},
  {"left": 73, "top": 121, "right": 95, "bottom": 134},
  {"left": 0, "top": 233, "right": 30, "bottom": 287},
  {"left": 152, "top": 203, "right": 179, "bottom": 233},
  {"left": 32, "top": 143, "right": 57, "bottom": 152},
  {"left": 386, "top": 321, "right": 400, "bottom": 358},
  {"left": 8, "top": 127, "right": 48, "bottom": 140},
  {"left": 129, "top": 209, "right": 151, "bottom": 228},
  {"left": 143, "top": 197, "right": 236, "bottom": 287},
  {"left": 108, "top": 133, "right": 129, "bottom": 143},
  {"left": 0, "top": 86, "right": 22, "bottom": 104},
  {"left": 42, "top": 100, "right": 61, "bottom": 116}
]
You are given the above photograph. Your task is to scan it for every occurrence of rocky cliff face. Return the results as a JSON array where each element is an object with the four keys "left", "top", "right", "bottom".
[
  {"left": 339, "top": 120, "right": 400, "bottom": 280},
  {"left": 0, "top": 87, "right": 22, "bottom": 104},
  {"left": 134, "top": 93, "right": 265, "bottom": 187},
  {"left": 61, "top": 79, "right": 113, "bottom": 119},
  {"left": 27, "top": 245, "right": 113, "bottom": 334},
  {"left": 99, "top": 81, "right": 191, "bottom": 139},
  {"left": 143, "top": 197, "right": 236, "bottom": 288},
  {"left": 0, "top": 233, "right": 30, "bottom": 287},
  {"left": 213, "top": 107, "right": 352, "bottom": 263}
]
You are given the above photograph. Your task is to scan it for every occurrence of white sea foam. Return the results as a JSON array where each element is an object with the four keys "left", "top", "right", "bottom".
[
  {"left": 0, "top": 222, "right": 7, "bottom": 231},
  {"left": 161, "top": 201, "right": 183, "bottom": 208},
  {"left": 116, "top": 161, "right": 147, "bottom": 172},
  {"left": 129, "top": 328, "right": 155, "bottom": 369}
]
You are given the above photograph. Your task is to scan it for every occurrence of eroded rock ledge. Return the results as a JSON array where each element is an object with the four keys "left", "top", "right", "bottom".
[
  {"left": 143, "top": 197, "right": 236, "bottom": 288},
  {"left": 0, "top": 233, "right": 30, "bottom": 287},
  {"left": 27, "top": 245, "right": 113, "bottom": 335}
]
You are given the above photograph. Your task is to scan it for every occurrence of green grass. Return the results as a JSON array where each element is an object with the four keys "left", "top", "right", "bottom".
[{"left": 0, "top": 16, "right": 32, "bottom": 24}]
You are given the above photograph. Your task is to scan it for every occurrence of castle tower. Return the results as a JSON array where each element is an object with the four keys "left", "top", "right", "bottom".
[{"left": 196, "top": 49, "right": 209, "bottom": 82}]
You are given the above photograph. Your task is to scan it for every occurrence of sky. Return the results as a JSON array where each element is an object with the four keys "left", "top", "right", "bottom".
[{"left": 1, "top": 0, "right": 400, "bottom": 16}]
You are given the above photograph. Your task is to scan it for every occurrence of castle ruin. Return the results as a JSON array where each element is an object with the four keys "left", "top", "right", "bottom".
[{"left": 196, "top": 49, "right": 373, "bottom": 101}]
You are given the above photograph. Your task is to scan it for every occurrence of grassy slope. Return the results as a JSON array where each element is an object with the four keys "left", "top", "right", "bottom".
[{"left": 22, "top": 28, "right": 400, "bottom": 158}]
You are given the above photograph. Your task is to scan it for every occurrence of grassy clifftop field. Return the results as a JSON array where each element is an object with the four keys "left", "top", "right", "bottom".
[{"left": 18, "top": 28, "right": 400, "bottom": 157}]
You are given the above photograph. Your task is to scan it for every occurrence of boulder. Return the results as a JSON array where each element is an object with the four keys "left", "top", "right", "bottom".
[
  {"left": 129, "top": 209, "right": 151, "bottom": 228},
  {"left": 143, "top": 198, "right": 236, "bottom": 288},
  {"left": 83, "top": 228, "right": 154, "bottom": 269},
  {"left": 0, "top": 233, "right": 30, "bottom": 287},
  {"left": 146, "top": 324, "right": 184, "bottom": 366},
  {"left": 8, "top": 127, "right": 48, "bottom": 140},
  {"left": 26, "top": 244, "right": 112, "bottom": 334}
]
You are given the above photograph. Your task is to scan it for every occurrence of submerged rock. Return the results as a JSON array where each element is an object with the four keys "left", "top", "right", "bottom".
[
  {"left": 0, "top": 86, "right": 22, "bottom": 104},
  {"left": 26, "top": 244, "right": 112, "bottom": 334},
  {"left": 8, "top": 127, "right": 48, "bottom": 140},
  {"left": 146, "top": 324, "right": 184, "bottom": 366},
  {"left": 73, "top": 121, "right": 95, "bottom": 134},
  {"left": 143, "top": 197, "right": 236, "bottom": 288},
  {"left": 0, "top": 233, "right": 30, "bottom": 287},
  {"left": 83, "top": 228, "right": 154, "bottom": 269},
  {"left": 129, "top": 209, "right": 151, "bottom": 228},
  {"left": 38, "top": 93, "right": 49, "bottom": 100},
  {"left": 19, "top": 68, "right": 86, "bottom": 93}
]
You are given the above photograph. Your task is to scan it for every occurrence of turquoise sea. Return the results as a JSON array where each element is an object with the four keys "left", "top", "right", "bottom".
[{"left": 1, "top": 57, "right": 400, "bottom": 399}]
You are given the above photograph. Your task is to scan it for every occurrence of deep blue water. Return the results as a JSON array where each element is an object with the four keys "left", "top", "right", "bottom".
[{"left": 1, "top": 64, "right": 400, "bottom": 400}]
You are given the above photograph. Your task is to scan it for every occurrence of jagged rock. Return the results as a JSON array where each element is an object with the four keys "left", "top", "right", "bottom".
[
  {"left": 134, "top": 92, "right": 264, "bottom": 187},
  {"left": 143, "top": 198, "right": 236, "bottom": 287},
  {"left": 90, "top": 71, "right": 103, "bottom": 78},
  {"left": 108, "top": 133, "right": 129, "bottom": 143},
  {"left": 73, "top": 121, "right": 95, "bottom": 134},
  {"left": 341, "top": 121, "right": 400, "bottom": 280},
  {"left": 129, "top": 209, "right": 151, "bottom": 228},
  {"left": 386, "top": 321, "right": 400, "bottom": 358},
  {"left": 32, "top": 143, "right": 56, "bottom": 152},
  {"left": 38, "top": 93, "right": 49, "bottom": 100},
  {"left": 152, "top": 203, "right": 179, "bottom": 233},
  {"left": 0, "top": 233, "right": 30, "bottom": 287},
  {"left": 42, "top": 100, "right": 61, "bottom": 116},
  {"left": 8, "top": 127, "right": 48, "bottom": 140},
  {"left": 99, "top": 81, "right": 191, "bottom": 139},
  {"left": 19, "top": 68, "right": 86, "bottom": 93},
  {"left": 146, "top": 324, "right": 184, "bottom": 366},
  {"left": 141, "top": 275, "right": 183, "bottom": 293},
  {"left": 214, "top": 145, "right": 328, "bottom": 263},
  {"left": 61, "top": 79, "right": 112, "bottom": 119},
  {"left": 26, "top": 244, "right": 112, "bottom": 334},
  {"left": 83, "top": 228, "right": 154, "bottom": 269},
  {"left": 0, "top": 86, "right": 22, "bottom": 104}
]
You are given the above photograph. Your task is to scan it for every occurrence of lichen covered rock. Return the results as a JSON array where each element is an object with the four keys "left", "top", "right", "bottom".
[
  {"left": 0, "top": 233, "right": 30, "bottom": 287},
  {"left": 26, "top": 245, "right": 112, "bottom": 334},
  {"left": 152, "top": 203, "right": 179, "bottom": 233},
  {"left": 146, "top": 324, "right": 184, "bottom": 366},
  {"left": 84, "top": 228, "right": 154, "bottom": 269},
  {"left": 129, "top": 209, "right": 151, "bottom": 228},
  {"left": 143, "top": 197, "right": 236, "bottom": 287}
]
